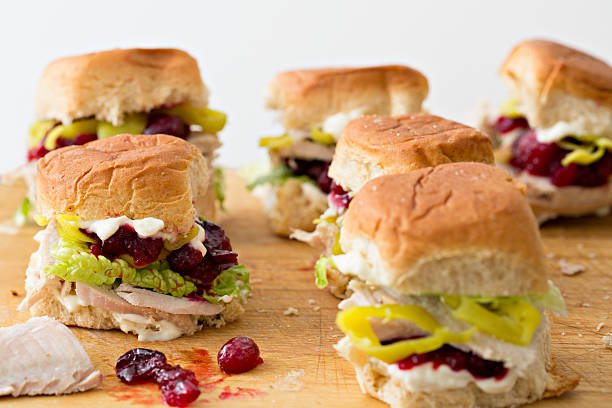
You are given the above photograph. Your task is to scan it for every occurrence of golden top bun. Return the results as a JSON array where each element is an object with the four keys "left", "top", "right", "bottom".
[
  {"left": 265, "top": 65, "right": 428, "bottom": 130},
  {"left": 329, "top": 113, "right": 494, "bottom": 192},
  {"left": 500, "top": 39, "right": 612, "bottom": 133},
  {"left": 340, "top": 162, "right": 548, "bottom": 296},
  {"left": 36, "top": 134, "right": 208, "bottom": 235},
  {"left": 35, "top": 48, "right": 208, "bottom": 125}
]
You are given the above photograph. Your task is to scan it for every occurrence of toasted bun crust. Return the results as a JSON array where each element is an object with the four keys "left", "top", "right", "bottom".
[
  {"left": 341, "top": 163, "right": 548, "bottom": 296},
  {"left": 500, "top": 40, "right": 612, "bottom": 132},
  {"left": 35, "top": 48, "right": 208, "bottom": 125},
  {"left": 329, "top": 114, "right": 494, "bottom": 192},
  {"left": 36, "top": 134, "right": 208, "bottom": 235},
  {"left": 265, "top": 65, "right": 428, "bottom": 130},
  {"left": 336, "top": 329, "right": 579, "bottom": 408}
]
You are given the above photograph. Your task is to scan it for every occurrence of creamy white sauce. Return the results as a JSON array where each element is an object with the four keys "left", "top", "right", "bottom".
[
  {"left": 188, "top": 224, "right": 207, "bottom": 257},
  {"left": 113, "top": 313, "right": 182, "bottom": 342},
  {"left": 535, "top": 122, "right": 586, "bottom": 143},
  {"left": 58, "top": 294, "right": 86, "bottom": 312},
  {"left": 81, "top": 216, "right": 165, "bottom": 240},
  {"left": 382, "top": 360, "right": 517, "bottom": 394},
  {"left": 322, "top": 109, "right": 365, "bottom": 139}
]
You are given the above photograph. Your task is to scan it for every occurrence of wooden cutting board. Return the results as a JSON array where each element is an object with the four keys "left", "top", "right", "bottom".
[{"left": 0, "top": 171, "right": 610, "bottom": 408}]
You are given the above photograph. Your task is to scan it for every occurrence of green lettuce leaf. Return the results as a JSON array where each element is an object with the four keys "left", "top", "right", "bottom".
[
  {"left": 14, "top": 197, "right": 32, "bottom": 227},
  {"left": 47, "top": 242, "right": 196, "bottom": 297},
  {"left": 314, "top": 256, "right": 333, "bottom": 288},
  {"left": 201, "top": 264, "right": 251, "bottom": 304},
  {"left": 213, "top": 167, "right": 226, "bottom": 212},
  {"left": 246, "top": 165, "right": 314, "bottom": 191}
]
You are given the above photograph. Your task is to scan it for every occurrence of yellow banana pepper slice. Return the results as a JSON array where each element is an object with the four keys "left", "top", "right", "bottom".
[
  {"left": 259, "top": 134, "right": 293, "bottom": 149},
  {"left": 559, "top": 135, "right": 612, "bottom": 166},
  {"left": 29, "top": 120, "right": 57, "bottom": 148},
  {"left": 310, "top": 127, "right": 336, "bottom": 145},
  {"left": 163, "top": 226, "right": 200, "bottom": 251},
  {"left": 443, "top": 296, "right": 541, "bottom": 346},
  {"left": 161, "top": 105, "right": 227, "bottom": 134},
  {"left": 56, "top": 214, "right": 95, "bottom": 244},
  {"left": 97, "top": 113, "right": 147, "bottom": 139},
  {"left": 336, "top": 304, "right": 476, "bottom": 363},
  {"left": 499, "top": 98, "right": 523, "bottom": 118}
]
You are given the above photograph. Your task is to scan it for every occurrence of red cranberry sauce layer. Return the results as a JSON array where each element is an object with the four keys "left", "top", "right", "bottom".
[
  {"left": 385, "top": 339, "right": 508, "bottom": 380},
  {"left": 329, "top": 181, "right": 352, "bottom": 210},
  {"left": 496, "top": 115, "right": 612, "bottom": 188},
  {"left": 283, "top": 158, "right": 333, "bottom": 193},
  {"left": 116, "top": 348, "right": 200, "bottom": 407},
  {"left": 83, "top": 219, "right": 238, "bottom": 294},
  {"left": 27, "top": 113, "right": 190, "bottom": 161}
]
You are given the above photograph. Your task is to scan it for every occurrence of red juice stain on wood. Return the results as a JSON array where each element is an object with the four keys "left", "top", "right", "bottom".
[
  {"left": 175, "top": 348, "right": 228, "bottom": 389},
  {"left": 107, "top": 383, "right": 161, "bottom": 406},
  {"left": 218, "top": 386, "right": 268, "bottom": 400}
]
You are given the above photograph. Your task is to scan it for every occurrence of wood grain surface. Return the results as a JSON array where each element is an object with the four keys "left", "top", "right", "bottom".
[{"left": 0, "top": 171, "right": 610, "bottom": 408}]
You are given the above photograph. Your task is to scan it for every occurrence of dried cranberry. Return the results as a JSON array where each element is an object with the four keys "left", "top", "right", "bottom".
[
  {"left": 510, "top": 130, "right": 539, "bottom": 170},
  {"left": 207, "top": 248, "right": 238, "bottom": 265},
  {"left": 524, "top": 142, "right": 560, "bottom": 176},
  {"left": 125, "top": 235, "right": 164, "bottom": 267},
  {"left": 283, "top": 158, "right": 333, "bottom": 193},
  {"left": 217, "top": 337, "right": 263, "bottom": 374},
  {"left": 116, "top": 348, "right": 167, "bottom": 384},
  {"left": 493, "top": 116, "right": 529, "bottom": 134},
  {"left": 201, "top": 220, "right": 232, "bottom": 251},
  {"left": 168, "top": 245, "right": 204, "bottom": 273},
  {"left": 188, "top": 261, "right": 221, "bottom": 289},
  {"left": 551, "top": 162, "right": 578, "bottom": 187},
  {"left": 144, "top": 114, "right": 190, "bottom": 139},
  {"left": 72, "top": 133, "right": 97, "bottom": 145},
  {"left": 154, "top": 364, "right": 198, "bottom": 386},
  {"left": 329, "top": 181, "right": 352, "bottom": 210},
  {"left": 100, "top": 225, "right": 135, "bottom": 256},
  {"left": 160, "top": 379, "right": 200, "bottom": 407}
]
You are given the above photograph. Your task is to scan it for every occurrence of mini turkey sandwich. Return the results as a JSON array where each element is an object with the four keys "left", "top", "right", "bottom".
[
  {"left": 295, "top": 113, "right": 494, "bottom": 297},
  {"left": 485, "top": 39, "right": 612, "bottom": 223},
  {"left": 18, "top": 134, "right": 250, "bottom": 341},
  {"left": 11, "top": 48, "right": 226, "bottom": 224},
  {"left": 249, "top": 65, "right": 428, "bottom": 236},
  {"left": 326, "top": 163, "right": 579, "bottom": 407}
]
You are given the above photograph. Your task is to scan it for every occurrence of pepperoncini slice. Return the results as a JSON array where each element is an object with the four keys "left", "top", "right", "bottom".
[
  {"left": 331, "top": 232, "right": 343, "bottom": 255},
  {"left": 499, "top": 98, "right": 523, "bottom": 118},
  {"left": 34, "top": 214, "right": 49, "bottom": 226},
  {"left": 313, "top": 215, "right": 338, "bottom": 225},
  {"left": 29, "top": 120, "right": 57, "bottom": 148},
  {"left": 59, "top": 119, "right": 99, "bottom": 139},
  {"left": 97, "top": 114, "right": 147, "bottom": 139},
  {"left": 259, "top": 134, "right": 293, "bottom": 149},
  {"left": 443, "top": 296, "right": 541, "bottom": 346},
  {"left": 559, "top": 135, "right": 612, "bottom": 166},
  {"left": 163, "top": 225, "right": 200, "bottom": 251},
  {"left": 336, "top": 305, "right": 476, "bottom": 363},
  {"left": 161, "top": 105, "right": 227, "bottom": 134},
  {"left": 55, "top": 214, "right": 95, "bottom": 244},
  {"left": 310, "top": 127, "right": 336, "bottom": 145}
]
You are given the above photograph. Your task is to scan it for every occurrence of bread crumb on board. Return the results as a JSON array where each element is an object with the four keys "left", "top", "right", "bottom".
[
  {"left": 603, "top": 335, "right": 612, "bottom": 349},
  {"left": 596, "top": 323, "right": 605, "bottom": 332},
  {"left": 557, "top": 259, "right": 586, "bottom": 276},
  {"left": 271, "top": 369, "right": 305, "bottom": 391},
  {"left": 283, "top": 307, "right": 299, "bottom": 316}
]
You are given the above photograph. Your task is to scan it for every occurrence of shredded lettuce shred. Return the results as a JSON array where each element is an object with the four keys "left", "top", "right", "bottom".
[
  {"left": 47, "top": 241, "right": 196, "bottom": 297},
  {"left": 201, "top": 264, "right": 251, "bottom": 304},
  {"left": 213, "top": 167, "right": 226, "bottom": 211},
  {"left": 14, "top": 197, "right": 32, "bottom": 227},
  {"left": 247, "top": 164, "right": 314, "bottom": 190},
  {"left": 315, "top": 256, "right": 334, "bottom": 288}
]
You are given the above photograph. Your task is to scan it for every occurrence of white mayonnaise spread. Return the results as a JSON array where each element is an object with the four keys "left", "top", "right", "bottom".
[
  {"left": 381, "top": 360, "right": 518, "bottom": 394},
  {"left": 188, "top": 224, "right": 207, "bottom": 257},
  {"left": 535, "top": 122, "right": 587, "bottom": 143},
  {"left": 322, "top": 109, "right": 365, "bottom": 139},
  {"left": 113, "top": 313, "right": 182, "bottom": 341},
  {"left": 81, "top": 216, "right": 165, "bottom": 240}
]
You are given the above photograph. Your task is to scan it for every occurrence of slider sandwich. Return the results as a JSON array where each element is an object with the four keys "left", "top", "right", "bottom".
[
  {"left": 486, "top": 39, "right": 612, "bottom": 223},
  {"left": 11, "top": 48, "right": 226, "bottom": 223},
  {"left": 18, "top": 134, "right": 250, "bottom": 341},
  {"left": 296, "top": 113, "right": 494, "bottom": 297},
  {"left": 327, "top": 163, "right": 579, "bottom": 407},
  {"left": 250, "top": 65, "right": 428, "bottom": 236}
]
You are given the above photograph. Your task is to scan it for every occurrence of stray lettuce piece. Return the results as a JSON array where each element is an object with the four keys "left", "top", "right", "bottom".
[
  {"left": 201, "top": 264, "right": 251, "bottom": 304},
  {"left": 47, "top": 243, "right": 196, "bottom": 297},
  {"left": 14, "top": 197, "right": 31, "bottom": 227},
  {"left": 213, "top": 167, "right": 226, "bottom": 211},
  {"left": 315, "top": 256, "right": 333, "bottom": 288},
  {"left": 246, "top": 165, "right": 314, "bottom": 190}
]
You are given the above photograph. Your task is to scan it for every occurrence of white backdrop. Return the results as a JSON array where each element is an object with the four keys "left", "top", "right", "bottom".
[{"left": 1, "top": 0, "right": 610, "bottom": 172}]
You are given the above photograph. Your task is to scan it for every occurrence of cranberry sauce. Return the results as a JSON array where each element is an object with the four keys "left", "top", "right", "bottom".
[
  {"left": 83, "top": 219, "right": 238, "bottom": 295},
  {"left": 87, "top": 225, "right": 164, "bottom": 267},
  {"left": 395, "top": 343, "right": 507, "bottom": 380},
  {"left": 495, "top": 116, "right": 612, "bottom": 188},
  {"left": 27, "top": 112, "right": 190, "bottom": 161},
  {"left": 329, "top": 181, "right": 352, "bottom": 210},
  {"left": 116, "top": 348, "right": 200, "bottom": 407},
  {"left": 283, "top": 158, "right": 333, "bottom": 193},
  {"left": 217, "top": 337, "right": 263, "bottom": 374}
]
